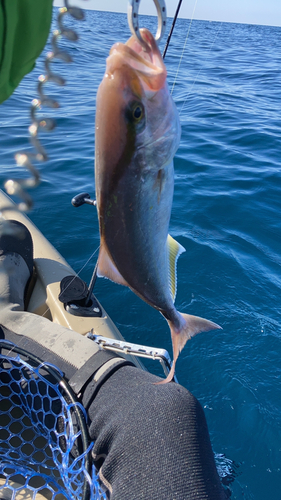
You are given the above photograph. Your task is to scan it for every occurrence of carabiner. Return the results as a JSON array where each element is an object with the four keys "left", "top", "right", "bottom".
[{"left": 127, "top": 0, "right": 167, "bottom": 50}]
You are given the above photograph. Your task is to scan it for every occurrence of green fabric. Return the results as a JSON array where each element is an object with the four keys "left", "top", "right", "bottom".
[{"left": 0, "top": 0, "right": 53, "bottom": 103}]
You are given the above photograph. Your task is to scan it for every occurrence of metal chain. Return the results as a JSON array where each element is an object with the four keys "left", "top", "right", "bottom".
[{"left": 3, "top": 2, "right": 84, "bottom": 214}]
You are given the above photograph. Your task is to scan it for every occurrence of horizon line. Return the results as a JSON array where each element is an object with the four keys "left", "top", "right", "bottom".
[{"left": 52, "top": 6, "right": 281, "bottom": 29}]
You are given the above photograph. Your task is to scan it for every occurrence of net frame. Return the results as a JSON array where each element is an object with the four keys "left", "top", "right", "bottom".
[{"left": 0, "top": 340, "right": 106, "bottom": 500}]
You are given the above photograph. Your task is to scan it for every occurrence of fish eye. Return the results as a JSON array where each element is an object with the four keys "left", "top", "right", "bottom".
[
  {"left": 133, "top": 104, "right": 143, "bottom": 121},
  {"left": 129, "top": 102, "right": 144, "bottom": 123},
  {"left": 125, "top": 101, "right": 145, "bottom": 130}
]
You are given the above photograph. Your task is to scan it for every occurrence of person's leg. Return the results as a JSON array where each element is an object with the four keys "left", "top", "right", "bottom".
[
  {"left": 83, "top": 366, "right": 225, "bottom": 500},
  {"left": 0, "top": 219, "right": 33, "bottom": 311}
]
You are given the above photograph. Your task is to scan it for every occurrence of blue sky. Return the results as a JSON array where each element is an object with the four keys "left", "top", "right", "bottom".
[{"left": 53, "top": 0, "right": 281, "bottom": 27}]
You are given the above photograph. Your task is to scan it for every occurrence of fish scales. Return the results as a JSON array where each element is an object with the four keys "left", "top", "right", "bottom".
[{"left": 95, "top": 28, "right": 221, "bottom": 383}]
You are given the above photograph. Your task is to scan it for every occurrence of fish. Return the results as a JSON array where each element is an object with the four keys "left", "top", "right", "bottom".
[{"left": 94, "top": 28, "right": 221, "bottom": 383}]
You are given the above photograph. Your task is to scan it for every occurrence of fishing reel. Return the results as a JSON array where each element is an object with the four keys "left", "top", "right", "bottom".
[{"left": 71, "top": 192, "right": 96, "bottom": 207}]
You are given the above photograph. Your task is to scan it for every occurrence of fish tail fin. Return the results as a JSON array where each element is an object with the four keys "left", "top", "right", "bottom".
[{"left": 157, "top": 313, "right": 222, "bottom": 384}]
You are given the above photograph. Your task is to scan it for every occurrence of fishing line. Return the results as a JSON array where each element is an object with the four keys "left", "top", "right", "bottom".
[
  {"left": 178, "top": 20, "right": 223, "bottom": 116},
  {"left": 171, "top": 0, "right": 199, "bottom": 96}
]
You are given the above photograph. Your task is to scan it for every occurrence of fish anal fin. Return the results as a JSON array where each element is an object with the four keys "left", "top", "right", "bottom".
[
  {"left": 167, "top": 234, "right": 185, "bottom": 303},
  {"left": 97, "top": 245, "right": 129, "bottom": 287}
]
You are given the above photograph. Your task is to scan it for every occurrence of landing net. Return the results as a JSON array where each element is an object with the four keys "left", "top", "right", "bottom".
[{"left": 0, "top": 340, "right": 106, "bottom": 500}]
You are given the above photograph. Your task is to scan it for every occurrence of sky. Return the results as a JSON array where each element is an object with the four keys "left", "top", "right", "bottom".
[{"left": 53, "top": 0, "right": 281, "bottom": 27}]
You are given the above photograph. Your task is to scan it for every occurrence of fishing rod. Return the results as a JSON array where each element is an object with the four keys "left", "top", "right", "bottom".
[{"left": 162, "top": 0, "right": 183, "bottom": 59}]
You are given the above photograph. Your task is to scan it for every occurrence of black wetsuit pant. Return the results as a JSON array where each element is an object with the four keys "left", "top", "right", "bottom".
[{"left": 84, "top": 364, "right": 225, "bottom": 500}]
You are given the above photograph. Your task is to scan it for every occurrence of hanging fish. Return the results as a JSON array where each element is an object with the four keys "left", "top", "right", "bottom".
[{"left": 95, "top": 28, "right": 221, "bottom": 383}]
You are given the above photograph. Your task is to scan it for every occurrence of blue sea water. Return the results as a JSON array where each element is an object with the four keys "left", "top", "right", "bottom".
[{"left": 0, "top": 8, "right": 281, "bottom": 499}]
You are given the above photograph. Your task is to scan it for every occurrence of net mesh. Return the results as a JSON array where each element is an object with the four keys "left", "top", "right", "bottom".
[{"left": 0, "top": 340, "right": 107, "bottom": 500}]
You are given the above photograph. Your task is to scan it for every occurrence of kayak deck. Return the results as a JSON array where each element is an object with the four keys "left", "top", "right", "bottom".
[{"left": 0, "top": 190, "right": 133, "bottom": 340}]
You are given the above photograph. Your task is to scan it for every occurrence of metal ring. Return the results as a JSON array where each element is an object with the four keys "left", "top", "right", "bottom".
[{"left": 127, "top": 0, "right": 167, "bottom": 49}]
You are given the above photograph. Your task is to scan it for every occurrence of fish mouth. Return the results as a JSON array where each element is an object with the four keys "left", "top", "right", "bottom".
[{"left": 106, "top": 29, "right": 167, "bottom": 93}]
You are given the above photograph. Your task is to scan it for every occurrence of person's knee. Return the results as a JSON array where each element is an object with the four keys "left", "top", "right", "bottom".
[
  {"left": 151, "top": 380, "right": 201, "bottom": 420},
  {"left": 87, "top": 366, "right": 224, "bottom": 500},
  {"left": 92, "top": 364, "right": 206, "bottom": 441},
  {"left": 138, "top": 378, "right": 208, "bottom": 445}
]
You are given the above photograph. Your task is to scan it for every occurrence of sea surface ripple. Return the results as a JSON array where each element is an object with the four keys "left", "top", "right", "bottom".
[{"left": 0, "top": 9, "right": 281, "bottom": 499}]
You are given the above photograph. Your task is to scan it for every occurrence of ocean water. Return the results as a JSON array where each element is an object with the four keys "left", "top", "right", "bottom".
[{"left": 1, "top": 8, "right": 281, "bottom": 499}]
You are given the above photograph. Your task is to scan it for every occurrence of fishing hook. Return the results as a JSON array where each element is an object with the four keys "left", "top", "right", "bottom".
[{"left": 127, "top": 0, "right": 167, "bottom": 50}]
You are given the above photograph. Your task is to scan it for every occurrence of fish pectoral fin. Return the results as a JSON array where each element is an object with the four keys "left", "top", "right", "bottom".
[
  {"left": 167, "top": 234, "right": 185, "bottom": 303},
  {"left": 97, "top": 245, "right": 129, "bottom": 287}
]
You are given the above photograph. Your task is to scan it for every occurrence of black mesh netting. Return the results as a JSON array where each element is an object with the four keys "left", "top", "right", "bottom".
[{"left": 0, "top": 340, "right": 106, "bottom": 500}]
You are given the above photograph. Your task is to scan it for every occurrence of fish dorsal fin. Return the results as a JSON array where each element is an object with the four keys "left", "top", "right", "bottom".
[
  {"left": 167, "top": 234, "right": 185, "bottom": 302},
  {"left": 97, "top": 244, "right": 129, "bottom": 287}
]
